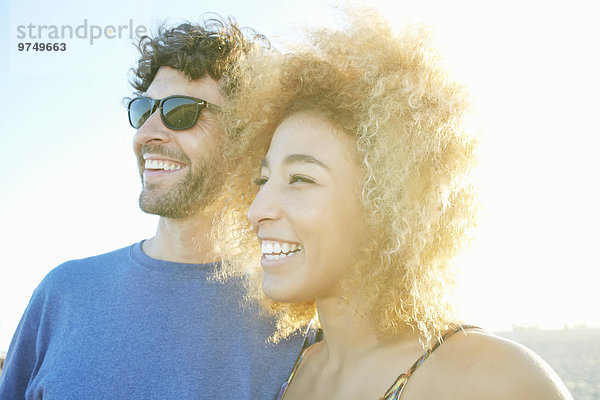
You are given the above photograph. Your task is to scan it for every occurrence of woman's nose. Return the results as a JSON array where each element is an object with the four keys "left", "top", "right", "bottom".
[{"left": 247, "top": 182, "right": 281, "bottom": 228}]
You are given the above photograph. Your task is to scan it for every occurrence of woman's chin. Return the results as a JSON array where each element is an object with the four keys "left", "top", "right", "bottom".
[{"left": 261, "top": 277, "right": 309, "bottom": 303}]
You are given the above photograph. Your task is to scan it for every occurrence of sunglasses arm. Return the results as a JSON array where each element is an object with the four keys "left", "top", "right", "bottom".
[{"left": 205, "top": 103, "right": 221, "bottom": 112}]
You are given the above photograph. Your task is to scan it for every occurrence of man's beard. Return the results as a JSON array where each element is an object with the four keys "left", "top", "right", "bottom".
[{"left": 137, "top": 145, "right": 220, "bottom": 219}]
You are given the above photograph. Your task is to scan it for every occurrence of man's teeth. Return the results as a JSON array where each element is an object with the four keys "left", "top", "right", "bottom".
[
  {"left": 262, "top": 242, "right": 303, "bottom": 260},
  {"left": 144, "top": 159, "right": 183, "bottom": 171}
]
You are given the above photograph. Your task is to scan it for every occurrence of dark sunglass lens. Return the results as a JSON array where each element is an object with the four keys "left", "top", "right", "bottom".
[
  {"left": 129, "top": 98, "right": 153, "bottom": 129},
  {"left": 162, "top": 97, "right": 199, "bottom": 129}
]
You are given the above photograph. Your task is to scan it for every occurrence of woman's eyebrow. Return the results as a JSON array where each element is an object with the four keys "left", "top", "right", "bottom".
[
  {"left": 260, "top": 153, "right": 330, "bottom": 170},
  {"left": 284, "top": 153, "right": 329, "bottom": 169}
]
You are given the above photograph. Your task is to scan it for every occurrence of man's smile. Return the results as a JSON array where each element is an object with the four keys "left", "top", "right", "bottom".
[{"left": 144, "top": 159, "right": 185, "bottom": 171}]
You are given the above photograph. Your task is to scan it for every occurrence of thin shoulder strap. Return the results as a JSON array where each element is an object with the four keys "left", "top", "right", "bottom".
[
  {"left": 277, "top": 319, "right": 321, "bottom": 400},
  {"left": 303, "top": 319, "right": 322, "bottom": 347},
  {"left": 380, "top": 325, "right": 480, "bottom": 400}
]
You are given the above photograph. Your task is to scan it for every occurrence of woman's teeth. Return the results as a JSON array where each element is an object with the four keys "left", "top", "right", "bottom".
[{"left": 262, "top": 241, "right": 303, "bottom": 260}]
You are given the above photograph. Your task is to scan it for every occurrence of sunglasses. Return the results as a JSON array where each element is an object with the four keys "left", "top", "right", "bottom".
[{"left": 127, "top": 95, "right": 221, "bottom": 130}]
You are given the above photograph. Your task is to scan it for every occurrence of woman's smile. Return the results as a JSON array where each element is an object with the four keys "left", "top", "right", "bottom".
[{"left": 260, "top": 239, "right": 305, "bottom": 269}]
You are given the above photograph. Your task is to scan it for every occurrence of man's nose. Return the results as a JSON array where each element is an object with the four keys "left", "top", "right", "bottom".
[{"left": 133, "top": 111, "right": 171, "bottom": 145}]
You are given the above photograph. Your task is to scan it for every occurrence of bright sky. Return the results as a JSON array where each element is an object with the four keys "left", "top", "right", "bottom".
[{"left": 1, "top": 0, "right": 599, "bottom": 351}]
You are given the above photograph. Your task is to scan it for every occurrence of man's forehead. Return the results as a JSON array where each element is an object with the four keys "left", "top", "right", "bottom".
[{"left": 145, "top": 67, "right": 223, "bottom": 105}]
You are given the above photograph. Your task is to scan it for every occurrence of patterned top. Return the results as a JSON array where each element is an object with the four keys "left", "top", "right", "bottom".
[{"left": 277, "top": 325, "right": 479, "bottom": 400}]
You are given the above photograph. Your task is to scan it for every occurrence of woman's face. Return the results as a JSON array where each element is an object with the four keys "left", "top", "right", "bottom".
[{"left": 248, "top": 111, "right": 365, "bottom": 303}]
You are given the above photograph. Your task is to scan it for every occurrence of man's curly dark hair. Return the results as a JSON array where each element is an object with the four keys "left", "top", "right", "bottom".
[{"left": 130, "top": 15, "right": 267, "bottom": 95}]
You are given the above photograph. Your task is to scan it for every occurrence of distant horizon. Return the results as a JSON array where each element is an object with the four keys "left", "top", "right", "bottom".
[{"left": 498, "top": 323, "right": 600, "bottom": 332}]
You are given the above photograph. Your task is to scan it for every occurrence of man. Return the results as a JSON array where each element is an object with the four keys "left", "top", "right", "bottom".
[{"left": 0, "top": 17, "right": 304, "bottom": 399}]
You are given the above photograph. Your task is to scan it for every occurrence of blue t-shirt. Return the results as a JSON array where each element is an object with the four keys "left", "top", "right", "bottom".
[{"left": 0, "top": 242, "right": 304, "bottom": 399}]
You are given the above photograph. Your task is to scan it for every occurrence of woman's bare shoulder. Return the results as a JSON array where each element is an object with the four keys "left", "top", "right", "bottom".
[{"left": 428, "top": 328, "right": 573, "bottom": 400}]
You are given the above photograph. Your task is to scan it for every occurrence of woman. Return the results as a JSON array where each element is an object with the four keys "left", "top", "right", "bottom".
[{"left": 217, "top": 8, "right": 573, "bottom": 400}]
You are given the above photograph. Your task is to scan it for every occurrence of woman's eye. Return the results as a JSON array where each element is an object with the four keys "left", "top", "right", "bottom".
[
  {"left": 254, "top": 177, "right": 268, "bottom": 187},
  {"left": 289, "top": 175, "right": 315, "bottom": 184}
]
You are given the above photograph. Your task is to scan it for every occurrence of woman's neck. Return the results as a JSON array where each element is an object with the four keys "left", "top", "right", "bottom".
[
  {"left": 313, "top": 295, "right": 420, "bottom": 369},
  {"left": 284, "top": 295, "right": 425, "bottom": 400},
  {"left": 315, "top": 297, "right": 375, "bottom": 364}
]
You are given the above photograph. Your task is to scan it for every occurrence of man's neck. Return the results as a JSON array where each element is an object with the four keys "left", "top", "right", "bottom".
[{"left": 142, "top": 212, "right": 218, "bottom": 264}]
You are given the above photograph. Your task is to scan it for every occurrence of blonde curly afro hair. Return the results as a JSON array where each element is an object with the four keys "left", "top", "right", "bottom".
[{"left": 214, "top": 7, "right": 479, "bottom": 343}]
